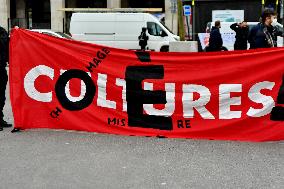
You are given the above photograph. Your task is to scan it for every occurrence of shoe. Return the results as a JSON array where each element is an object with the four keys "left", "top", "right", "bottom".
[
  {"left": 0, "top": 127, "right": 3, "bottom": 131},
  {"left": 1, "top": 120, "right": 12, "bottom": 128},
  {"left": 11, "top": 128, "right": 21, "bottom": 133}
]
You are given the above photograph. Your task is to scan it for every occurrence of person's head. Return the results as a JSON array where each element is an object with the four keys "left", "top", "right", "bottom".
[
  {"left": 240, "top": 21, "right": 248, "bottom": 28},
  {"left": 215, "top": 20, "right": 221, "bottom": 28},
  {"left": 142, "top": 27, "right": 147, "bottom": 32},
  {"left": 261, "top": 9, "right": 277, "bottom": 26}
]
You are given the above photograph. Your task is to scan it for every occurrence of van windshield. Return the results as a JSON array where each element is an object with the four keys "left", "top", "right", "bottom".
[{"left": 160, "top": 22, "right": 174, "bottom": 34}]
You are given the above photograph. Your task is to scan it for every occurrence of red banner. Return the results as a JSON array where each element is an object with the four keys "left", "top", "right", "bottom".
[{"left": 9, "top": 28, "right": 284, "bottom": 142}]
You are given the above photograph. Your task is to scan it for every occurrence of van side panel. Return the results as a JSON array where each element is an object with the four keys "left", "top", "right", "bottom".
[
  {"left": 115, "top": 21, "right": 145, "bottom": 50},
  {"left": 69, "top": 13, "right": 177, "bottom": 51},
  {"left": 113, "top": 14, "right": 145, "bottom": 50},
  {"left": 70, "top": 13, "right": 115, "bottom": 46}
]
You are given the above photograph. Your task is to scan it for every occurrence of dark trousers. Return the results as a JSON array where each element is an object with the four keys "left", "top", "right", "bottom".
[
  {"left": 234, "top": 43, "right": 248, "bottom": 50},
  {"left": 0, "top": 65, "right": 8, "bottom": 121},
  {"left": 140, "top": 45, "right": 146, "bottom": 51},
  {"left": 205, "top": 46, "right": 228, "bottom": 52}
]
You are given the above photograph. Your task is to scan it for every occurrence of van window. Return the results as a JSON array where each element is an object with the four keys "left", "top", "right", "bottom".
[{"left": 147, "top": 22, "right": 166, "bottom": 36}]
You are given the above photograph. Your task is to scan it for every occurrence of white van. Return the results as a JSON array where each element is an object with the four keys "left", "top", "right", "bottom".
[{"left": 70, "top": 13, "right": 180, "bottom": 52}]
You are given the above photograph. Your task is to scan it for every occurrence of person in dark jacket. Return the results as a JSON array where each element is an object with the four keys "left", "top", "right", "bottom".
[
  {"left": 230, "top": 21, "right": 249, "bottom": 50},
  {"left": 0, "top": 26, "right": 12, "bottom": 131},
  {"left": 248, "top": 9, "right": 282, "bottom": 49},
  {"left": 138, "top": 27, "right": 149, "bottom": 51},
  {"left": 207, "top": 21, "right": 227, "bottom": 52},
  {"left": 269, "top": 24, "right": 283, "bottom": 47}
]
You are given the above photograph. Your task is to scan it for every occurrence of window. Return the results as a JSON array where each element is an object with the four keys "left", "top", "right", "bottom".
[
  {"left": 147, "top": 22, "right": 166, "bottom": 36},
  {"left": 75, "top": 0, "right": 107, "bottom": 8}
]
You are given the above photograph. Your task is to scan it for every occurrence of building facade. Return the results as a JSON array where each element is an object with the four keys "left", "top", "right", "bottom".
[
  {"left": 0, "top": 0, "right": 173, "bottom": 32},
  {"left": 0, "top": 0, "right": 278, "bottom": 34}
]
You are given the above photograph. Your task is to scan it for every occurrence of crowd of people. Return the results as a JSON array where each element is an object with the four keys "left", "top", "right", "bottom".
[{"left": 206, "top": 9, "right": 283, "bottom": 51}]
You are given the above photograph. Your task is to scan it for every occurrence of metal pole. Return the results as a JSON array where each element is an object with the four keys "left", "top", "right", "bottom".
[
  {"left": 170, "top": 0, "right": 176, "bottom": 33},
  {"left": 172, "top": 13, "right": 174, "bottom": 31},
  {"left": 262, "top": 0, "right": 265, "bottom": 11},
  {"left": 7, "top": 18, "right": 10, "bottom": 33},
  {"left": 192, "top": 0, "right": 195, "bottom": 41},
  {"left": 62, "top": 18, "right": 64, "bottom": 33},
  {"left": 185, "top": 15, "right": 190, "bottom": 40},
  {"left": 276, "top": 0, "right": 279, "bottom": 16}
]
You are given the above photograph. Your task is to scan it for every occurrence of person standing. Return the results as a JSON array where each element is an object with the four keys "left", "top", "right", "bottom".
[
  {"left": 270, "top": 20, "right": 283, "bottom": 47},
  {"left": 138, "top": 27, "right": 149, "bottom": 51},
  {"left": 207, "top": 21, "right": 226, "bottom": 52},
  {"left": 248, "top": 9, "right": 279, "bottom": 49},
  {"left": 0, "top": 25, "right": 12, "bottom": 131},
  {"left": 230, "top": 21, "right": 249, "bottom": 50}
]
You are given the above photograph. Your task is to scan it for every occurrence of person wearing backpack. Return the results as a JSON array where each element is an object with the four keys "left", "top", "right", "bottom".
[{"left": 138, "top": 27, "right": 149, "bottom": 51}]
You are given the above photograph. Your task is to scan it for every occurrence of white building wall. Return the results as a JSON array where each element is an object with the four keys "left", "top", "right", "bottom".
[
  {"left": 50, "top": 0, "right": 65, "bottom": 32},
  {"left": 165, "top": 0, "right": 178, "bottom": 34},
  {"left": 107, "top": 0, "right": 121, "bottom": 8},
  {"left": 0, "top": 0, "right": 10, "bottom": 30},
  {"left": 106, "top": 0, "right": 178, "bottom": 34}
]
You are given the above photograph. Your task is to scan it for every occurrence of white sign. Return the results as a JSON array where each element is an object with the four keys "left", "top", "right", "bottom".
[
  {"left": 212, "top": 10, "right": 244, "bottom": 22},
  {"left": 183, "top": 5, "right": 191, "bottom": 16},
  {"left": 198, "top": 33, "right": 236, "bottom": 51}
]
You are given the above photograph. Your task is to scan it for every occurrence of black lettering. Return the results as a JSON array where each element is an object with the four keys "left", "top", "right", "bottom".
[
  {"left": 185, "top": 120, "right": 191, "bottom": 128},
  {"left": 177, "top": 120, "right": 184, "bottom": 128},
  {"left": 107, "top": 118, "right": 126, "bottom": 126},
  {"left": 55, "top": 69, "right": 96, "bottom": 111},
  {"left": 86, "top": 62, "right": 96, "bottom": 73},
  {"left": 271, "top": 75, "right": 284, "bottom": 121},
  {"left": 50, "top": 107, "right": 62, "bottom": 118},
  {"left": 126, "top": 65, "right": 173, "bottom": 130},
  {"left": 93, "top": 58, "right": 101, "bottom": 66},
  {"left": 97, "top": 51, "right": 106, "bottom": 59},
  {"left": 177, "top": 120, "right": 191, "bottom": 129},
  {"left": 102, "top": 48, "right": 110, "bottom": 54},
  {"left": 108, "top": 118, "right": 117, "bottom": 125},
  {"left": 121, "top": 119, "right": 126, "bottom": 126}
]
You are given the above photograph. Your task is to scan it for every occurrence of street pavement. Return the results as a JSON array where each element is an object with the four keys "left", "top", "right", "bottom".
[{"left": 0, "top": 74, "right": 283, "bottom": 189}]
